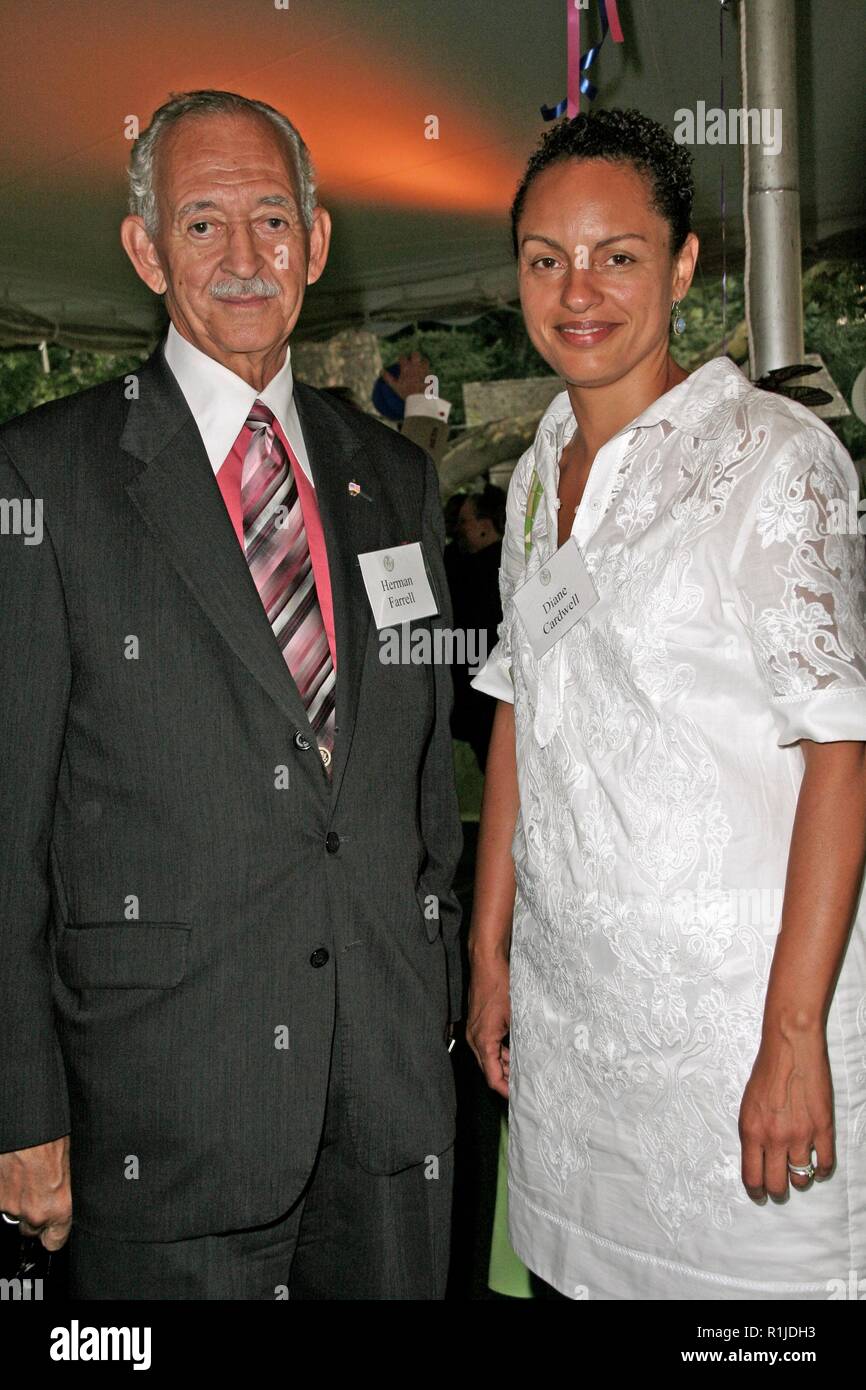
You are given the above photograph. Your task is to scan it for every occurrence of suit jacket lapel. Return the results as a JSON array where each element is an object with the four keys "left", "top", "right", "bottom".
[
  {"left": 293, "top": 382, "right": 383, "bottom": 805},
  {"left": 122, "top": 345, "right": 317, "bottom": 746}
]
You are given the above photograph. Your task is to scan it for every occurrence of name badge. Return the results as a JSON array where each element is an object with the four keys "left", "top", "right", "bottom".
[
  {"left": 358, "top": 542, "right": 439, "bottom": 628},
  {"left": 512, "top": 536, "right": 599, "bottom": 659}
]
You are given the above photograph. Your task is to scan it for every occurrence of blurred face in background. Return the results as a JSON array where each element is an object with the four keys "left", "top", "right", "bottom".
[
  {"left": 516, "top": 157, "right": 697, "bottom": 390},
  {"left": 456, "top": 497, "right": 500, "bottom": 554}
]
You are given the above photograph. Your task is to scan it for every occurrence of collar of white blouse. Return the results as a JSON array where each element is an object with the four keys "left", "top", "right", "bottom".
[
  {"left": 524, "top": 355, "right": 751, "bottom": 748},
  {"left": 531, "top": 355, "right": 751, "bottom": 558}
]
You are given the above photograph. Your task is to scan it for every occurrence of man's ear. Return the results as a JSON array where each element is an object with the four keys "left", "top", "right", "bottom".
[
  {"left": 121, "top": 215, "right": 167, "bottom": 295},
  {"left": 306, "top": 205, "right": 332, "bottom": 287}
]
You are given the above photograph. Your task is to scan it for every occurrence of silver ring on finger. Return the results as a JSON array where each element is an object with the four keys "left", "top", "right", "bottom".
[
  {"left": 787, "top": 1160, "right": 816, "bottom": 1180},
  {"left": 1, "top": 1212, "right": 22, "bottom": 1224}
]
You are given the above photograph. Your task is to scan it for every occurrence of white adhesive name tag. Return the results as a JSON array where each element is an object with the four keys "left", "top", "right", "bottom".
[
  {"left": 358, "top": 542, "right": 439, "bottom": 628},
  {"left": 512, "top": 535, "right": 599, "bottom": 659}
]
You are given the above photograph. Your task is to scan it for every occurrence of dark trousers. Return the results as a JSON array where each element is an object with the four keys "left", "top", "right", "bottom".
[{"left": 67, "top": 975, "right": 453, "bottom": 1300}]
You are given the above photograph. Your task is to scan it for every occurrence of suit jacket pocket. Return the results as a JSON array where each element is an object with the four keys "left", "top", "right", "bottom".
[{"left": 55, "top": 922, "right": 191, "bottom": 989}]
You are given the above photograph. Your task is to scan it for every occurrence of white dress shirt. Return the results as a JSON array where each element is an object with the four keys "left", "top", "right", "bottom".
[
  {"left": 473, "top": 355, "right": 866, "bottom": 1299},
  {"left": 163, "top": 321, "right": 315, "bottom": 486}
]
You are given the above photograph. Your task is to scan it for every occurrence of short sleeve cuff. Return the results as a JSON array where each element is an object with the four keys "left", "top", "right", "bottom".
[
  {"left": 404, "top": 392, "right": 452, "bottom": 422},
  {"left": 470, "top": 640, "right": 514, "bottom": 703},
  {"left": 773, "top": 687, "right": 866, "bottom": 747}
]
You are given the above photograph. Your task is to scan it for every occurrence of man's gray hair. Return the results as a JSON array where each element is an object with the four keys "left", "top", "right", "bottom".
[{"left": 128, "top": 89, "right": 317, "bottom": 237}]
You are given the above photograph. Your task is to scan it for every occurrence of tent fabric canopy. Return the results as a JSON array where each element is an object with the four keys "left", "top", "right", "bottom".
[{"left": 1, "top": 0, "right": 863, "bottom": 349}]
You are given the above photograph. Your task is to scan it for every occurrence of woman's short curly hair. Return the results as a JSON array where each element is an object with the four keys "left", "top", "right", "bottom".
[{"left": 511, "top": 107, "right": 694, "bottom": 258}]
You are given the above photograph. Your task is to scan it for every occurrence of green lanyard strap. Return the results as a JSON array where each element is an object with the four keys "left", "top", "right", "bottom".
[{"left": 524, "top": 466, "right": 544, "bottom": 561}]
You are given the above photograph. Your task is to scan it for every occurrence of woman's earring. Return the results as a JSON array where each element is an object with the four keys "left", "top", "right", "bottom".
[{"left": 671, "top": 299, "right": 686, "bottom": 335}]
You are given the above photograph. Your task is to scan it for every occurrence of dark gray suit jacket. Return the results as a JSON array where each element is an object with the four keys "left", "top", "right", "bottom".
[{"left": 0, "top": 341, "right": 463, "bottom": 1241}]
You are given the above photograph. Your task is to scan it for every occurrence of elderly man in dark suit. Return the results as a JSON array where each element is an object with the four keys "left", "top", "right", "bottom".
[{"left": 0, "top": 89, "right": 462, "bottom": 1299}]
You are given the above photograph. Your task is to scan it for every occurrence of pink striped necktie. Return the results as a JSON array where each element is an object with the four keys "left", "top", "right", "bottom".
[{"left": 240, "top": 400, "right": 335, "bottom": 771}]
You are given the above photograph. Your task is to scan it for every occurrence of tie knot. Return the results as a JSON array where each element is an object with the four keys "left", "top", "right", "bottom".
[{"left": 246, "top": 400, "right": 275, "bottom": 431}]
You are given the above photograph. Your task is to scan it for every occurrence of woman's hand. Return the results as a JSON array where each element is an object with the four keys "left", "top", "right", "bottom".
[
  {"left": 467, "top": 955, "right": 511, "bottom": 1098},
  {"left": 738, "top": 1022, "right": 835, "bottom": 1202}
]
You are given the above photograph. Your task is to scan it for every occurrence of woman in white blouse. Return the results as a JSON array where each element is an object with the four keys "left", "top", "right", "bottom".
[{"left": 468, "top": 108, "right": 866, "bottom": 1300}]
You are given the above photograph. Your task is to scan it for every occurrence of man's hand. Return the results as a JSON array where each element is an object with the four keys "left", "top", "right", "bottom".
[
  {"left": 467, "top": 956, "right": 510, "bottom": 1098},
  {"left": 381, "top": 351, "right": 431, "bottom": 401},
  {"left": 0, "top": 1135, "right": 72, "bottom": 1250}
]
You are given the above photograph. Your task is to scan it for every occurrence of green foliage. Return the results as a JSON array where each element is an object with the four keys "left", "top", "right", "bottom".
[
  {"left": 675, "top": 267, "right": 747, "bottom": 364},
  {"left": 0, "top": 345, "right": 149, "bottom": 425},
  {"left": 801, "top": 260, "right": 866, "bottom": 458}
]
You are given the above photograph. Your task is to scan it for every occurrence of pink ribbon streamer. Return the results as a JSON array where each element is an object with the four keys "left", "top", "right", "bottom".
[
  {"left": 566, "top": 0, "right": 625, "bottom": 118},
  {"left": 566, "top": 0, "right": 582, "bottom": 118}
]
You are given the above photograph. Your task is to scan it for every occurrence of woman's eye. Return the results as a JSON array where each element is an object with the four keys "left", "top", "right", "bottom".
[
  {"left": 605, "top": 253, "right": 634, "bottom": 267},
  {"left": 532, "top": 257, "right": 560, "bottom": 270}
]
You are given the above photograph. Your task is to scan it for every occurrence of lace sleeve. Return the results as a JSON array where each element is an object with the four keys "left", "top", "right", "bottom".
[{"left": 731, "top": 419, "right": 866, "bottom": 745}]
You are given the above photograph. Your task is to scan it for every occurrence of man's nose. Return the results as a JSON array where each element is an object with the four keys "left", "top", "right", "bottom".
[{"left": 221, "top": 222, "right": 263, "bottom": 277}]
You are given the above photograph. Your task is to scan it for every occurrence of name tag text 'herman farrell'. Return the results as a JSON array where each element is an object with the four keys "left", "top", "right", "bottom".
[{"left": 358, "top": 542, "right": 439, "bottom": 628}]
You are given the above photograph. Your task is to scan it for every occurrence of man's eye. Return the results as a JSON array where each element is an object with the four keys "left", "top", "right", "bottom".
[
  {"left": 532, "top": 257, "right": 559, "bottom": 270},
  {"left": 605, "top": 253, "right": 634, "bottom": 267},
  {"left": 189, "top": 222, "right": 212, "bottom": 235},
  {"left": 264, "top": 217, "right": 287, "bottom": 229}
]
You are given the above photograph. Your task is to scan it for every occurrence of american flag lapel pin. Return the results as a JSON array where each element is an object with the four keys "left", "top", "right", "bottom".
[{"left": 348, "top": 479, "right": 373, "bottom": 502}]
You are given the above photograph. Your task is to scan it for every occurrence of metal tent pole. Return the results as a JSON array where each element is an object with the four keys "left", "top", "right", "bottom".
[{"left": 740, "top": 0, "right": 805, "bottom": 377}]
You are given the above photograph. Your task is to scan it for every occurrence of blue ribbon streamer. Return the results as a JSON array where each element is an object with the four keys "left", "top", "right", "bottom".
[
  {"left": 541, "top": 0, "right": 614, "bottom": 120},
  {"left": 540, "top": 97, "right": 569, "bottom": 121}
]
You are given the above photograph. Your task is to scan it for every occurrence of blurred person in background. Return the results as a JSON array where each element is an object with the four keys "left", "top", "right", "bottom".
[{"left": 446, "top": 486, "right": 507, "bottom": 772}]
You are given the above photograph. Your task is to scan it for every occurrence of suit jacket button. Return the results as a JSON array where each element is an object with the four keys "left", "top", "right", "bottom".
[
  {"left": 309, "top": 948, "right": 330, "bottom": 968},
  {"left": 325, "top": 831, "right": 341, "bottom": 854},
  {"left": 294, "top": 731, "right": 312, "bottom": 751}
]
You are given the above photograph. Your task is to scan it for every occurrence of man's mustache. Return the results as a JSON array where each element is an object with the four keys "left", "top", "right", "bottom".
[{"left": 210, "top": 276, "right": 280, "bottom": 300}]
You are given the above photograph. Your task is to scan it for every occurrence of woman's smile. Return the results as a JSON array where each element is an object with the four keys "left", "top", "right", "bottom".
[{"left": 554, "top": 320, "right": 623, "bottom": 347}]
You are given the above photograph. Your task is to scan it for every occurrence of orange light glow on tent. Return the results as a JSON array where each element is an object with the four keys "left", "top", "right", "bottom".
[{"left": 0, "top": 6, "right": 521, "bottom": 217}]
